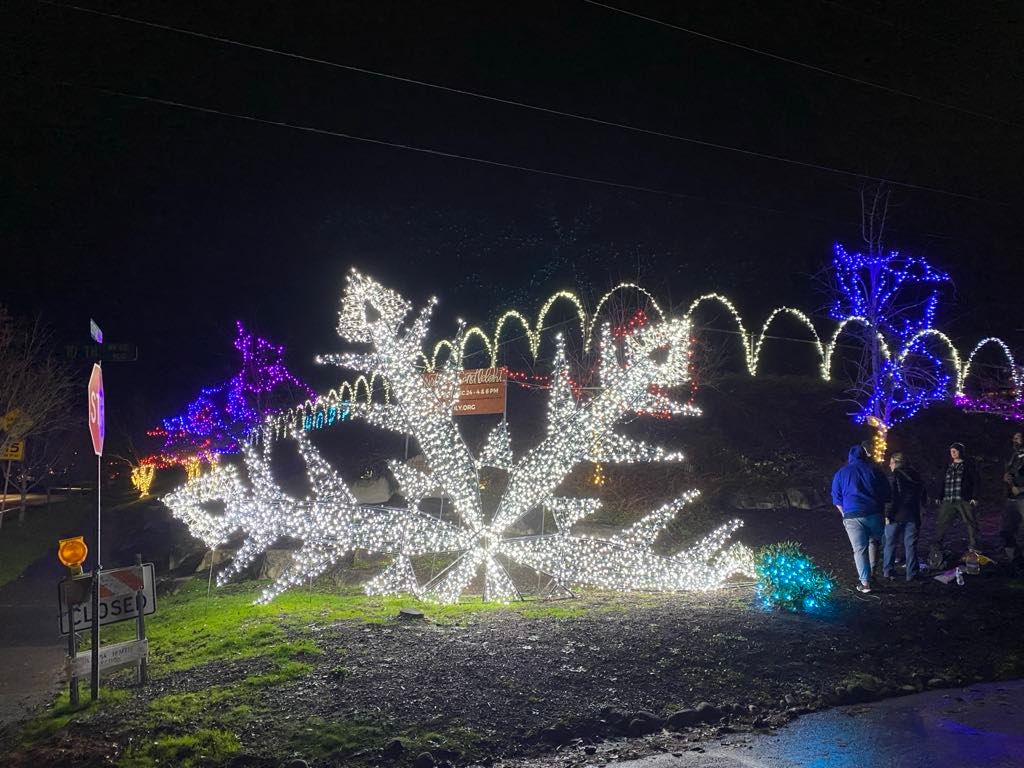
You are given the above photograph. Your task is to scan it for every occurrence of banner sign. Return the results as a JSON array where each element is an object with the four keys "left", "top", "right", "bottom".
[{"left": 424, "top": 367, "right": 507, "bottom": 416}]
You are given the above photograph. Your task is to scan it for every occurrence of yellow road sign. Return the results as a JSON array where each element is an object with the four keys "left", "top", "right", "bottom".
[{"left": 1, "top": 441, "right": 24, "bottom": 461}]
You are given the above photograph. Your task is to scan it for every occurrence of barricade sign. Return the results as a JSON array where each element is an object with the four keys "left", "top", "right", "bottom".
[{"left": 58, "top": 563, "right": 156, "bottom": 635}]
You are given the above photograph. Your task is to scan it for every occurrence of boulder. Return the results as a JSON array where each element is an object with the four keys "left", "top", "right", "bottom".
[
  {"left": 259, "top": 549, "right": 295, "bottom": 580},
  {"left": 626, "top": 711, "right": 663, "bottom": 736}
]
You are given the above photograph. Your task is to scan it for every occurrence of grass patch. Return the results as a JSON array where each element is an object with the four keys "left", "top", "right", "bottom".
[
  {"left": 119, "top": 727, "right": 240, "bottom": 767},
  {"left": 288, "top": 718, "right": 389, "bottom": 758},
  {"left": 0, "top": 498, "right": 93, "bottom": 588},
  {"left": 20, "top": 688, "right": 130, "bottom": 743},
  {"left": 148, "top": 686, "right": 245, "bottom": 727}
]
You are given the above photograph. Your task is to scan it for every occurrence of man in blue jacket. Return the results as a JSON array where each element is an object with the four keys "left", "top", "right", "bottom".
[{"left": 832, "top": 443, "right": 892, "bottom": 593}]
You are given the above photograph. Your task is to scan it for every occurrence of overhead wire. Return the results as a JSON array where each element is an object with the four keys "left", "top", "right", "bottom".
[
  {"left": 50, "top": 80, "right": 883, "bottom": 229},
  {"left": 581, "top": 0, "right": 1021, "bottom": 130},
  {"left": 33, "top": 0, "right": 1008, "bottom": 206}
]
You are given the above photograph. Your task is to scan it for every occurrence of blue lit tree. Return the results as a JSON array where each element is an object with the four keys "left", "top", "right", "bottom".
[{"left": 824, "top": 187, "right": 953, "bottom": 459}]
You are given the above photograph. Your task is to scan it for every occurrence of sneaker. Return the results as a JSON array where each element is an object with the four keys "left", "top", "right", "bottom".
[{"left": 857, "top": 583, "right": 872, "bottom": 594}]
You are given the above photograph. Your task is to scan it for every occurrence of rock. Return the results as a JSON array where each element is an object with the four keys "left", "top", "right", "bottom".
[
  {"left": 584, "top": 745, "right": 597, "bottom": 755},
  {"left": 259, "top": 549, "right": 295, "bottom": 580},
  {"left": 747, "top": 704, "right": 759, "bottom": 714},
  {"left": 695, "top": 702, "right": 721, "bottom": 722},
  {"left": 627, "top": 712, "right": 663, "bottom": 736},
  {"left": 540, "top": 724, "right": 573, "bottom": 746},
  {"left": 398, "top": 608, "right": 425, "bottom": 621},
  {"left": 599, "top": 708, "right": 630, "bottom": 730},
  {"left": 226, "top": 756, "right": 266, "bottom": 768},
  {"left": 783, "top": 694, "right": 797, "bottom": 706},
  {"left": 382, "top": 739, "right": 406, "bottom": 758},
  {"left": 732, "top": 491, "right": 790, "bottom": 510},
  {"left": 413, "top": 752, "right": 435, "bottom": 768},
  {"left": 839, "top": 685, "right": 875, "bottom": 704},
  {"left": 667, "top": 709, "right": 701, "bottom": 730},
  {"left": 927, "top": 678, "right": 946, "bottom": 689},
  {"left": 194, "top": 547, "right": 235, "bottom": 573},
  {"left": 352, "top": 473, "right": 396, "bottom": 504},
  {"left": 280, "top": 760, "right": 309, "bottom": 768}
]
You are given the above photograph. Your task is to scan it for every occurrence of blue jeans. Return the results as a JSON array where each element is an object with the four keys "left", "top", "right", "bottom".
[
  {"left": 884, "top": 521, "right": 919, "bottom": 580},
  {"left": 843, "top": 514, "right": 883, "bottom": 584}
]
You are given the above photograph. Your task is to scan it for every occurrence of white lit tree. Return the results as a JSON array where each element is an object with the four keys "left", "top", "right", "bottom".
[{"left": 164, "top": 270, "right": 753, "bottom": 603}]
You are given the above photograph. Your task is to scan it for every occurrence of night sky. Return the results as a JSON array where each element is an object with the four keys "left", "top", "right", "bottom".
[{"left": 3, "top": 1, "right": 1022, "bottom": 433}]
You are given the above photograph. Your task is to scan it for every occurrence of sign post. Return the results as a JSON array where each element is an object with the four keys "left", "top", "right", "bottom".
[{"left": 87, "top": 361, "right": 105, "bottom": 700}]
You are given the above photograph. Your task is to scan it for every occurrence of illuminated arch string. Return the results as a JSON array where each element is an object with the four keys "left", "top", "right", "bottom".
[{"left": 266, "top": 283, "right": 1019, "bottom": 439}]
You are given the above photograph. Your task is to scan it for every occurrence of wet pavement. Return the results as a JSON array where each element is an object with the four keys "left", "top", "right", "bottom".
[
  {"left": 0, "top": 552, "right": 71, "bottom": 730},
  {"left": 594, "top": 680, "right": 1024, "bottom": 768}
]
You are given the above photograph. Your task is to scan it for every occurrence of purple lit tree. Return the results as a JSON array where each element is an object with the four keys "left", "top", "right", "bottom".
[
  {"left": 824, "top": 187, "right": 953, "bottom": 459},
  {"left": 151, "top": 323, "right": 314, "bottom": 464}
]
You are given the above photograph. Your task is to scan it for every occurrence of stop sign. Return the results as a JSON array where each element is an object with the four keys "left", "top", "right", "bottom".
[{"left": 87, "top": 363, "right": 105, "bottom": 456}]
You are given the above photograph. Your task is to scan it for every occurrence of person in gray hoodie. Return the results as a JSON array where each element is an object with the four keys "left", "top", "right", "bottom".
[{"left": 831, "top": 443, "right": 892, "bottom": 593}]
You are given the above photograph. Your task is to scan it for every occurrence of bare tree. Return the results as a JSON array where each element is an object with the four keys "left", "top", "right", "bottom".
[{"left": 0, "top": 310, "right": 76, "bottom": 525}]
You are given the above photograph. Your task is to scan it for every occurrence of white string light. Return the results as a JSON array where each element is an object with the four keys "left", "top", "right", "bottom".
[{"left": 165, "top": 270, "right": 756, "bottom": 603}]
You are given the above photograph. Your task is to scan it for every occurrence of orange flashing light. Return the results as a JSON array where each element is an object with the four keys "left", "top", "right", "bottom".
[{"left": 58, "top": 536, "right": 88, "bottom": 569}]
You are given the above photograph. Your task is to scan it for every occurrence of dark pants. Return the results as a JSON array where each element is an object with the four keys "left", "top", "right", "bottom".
[
  {"left": 1000, "top": 497, "right": 1024, "bottom": 560},
  {"left": 884, "top": 521, "right": 919, "bottom": 580},
  {"left": 933, "top": 500, "right": 979, "bottom": 551}
]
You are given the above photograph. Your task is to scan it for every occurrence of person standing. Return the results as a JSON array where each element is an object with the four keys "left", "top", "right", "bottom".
[
  {"left": 832, "top": 443, "right": 891, "bottom": 593},
  {"left": 931, "top": 442, "right": 981, "bottom": 561},
  {"left": 999, "top": 431, "right": 1024, "bottom": 568},
  {"left": 884, "top": 453, "right": 926, "bottom": 581}
]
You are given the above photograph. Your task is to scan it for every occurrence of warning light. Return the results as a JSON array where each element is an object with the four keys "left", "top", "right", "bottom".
[{"left": 58, "top": 536, "right": 88, "bottom": 572}]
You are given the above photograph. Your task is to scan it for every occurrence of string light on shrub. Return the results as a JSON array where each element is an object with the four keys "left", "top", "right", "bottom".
[
  {"left": 166, "top": 270, "right": 755, "bottom": 604},
  {"left": 754, "top": 541, "right": 834, "bottom": 612}
]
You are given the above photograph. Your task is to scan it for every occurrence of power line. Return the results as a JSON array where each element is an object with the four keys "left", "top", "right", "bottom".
[
  {"left": 35, "top": 0, "right": 1007, "bottom": 206},
  {"left": 43, "top": 79, "right": 987, "bottom": 247},
  {"left": 581, "top": 0, "right": 1022, "bottom": 130},
  {"left": 47, "top": 80, "right": 862, "bottom": 227}
]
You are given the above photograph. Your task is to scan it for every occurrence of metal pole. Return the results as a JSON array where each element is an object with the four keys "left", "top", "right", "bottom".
[
  {"left": 207, "top": 547, "right": 217, "bottom": 597},
  {"left": 66, "top": 593, "right": 79, "bottom": 706},
  {"left": 0, "top": 459, "right": 11, "bottom": 529},
  {"left": 135, "top": 554, "right": 147, "bottom": 685},
  {"left": 91, "top": 454, "right": 101, "bottom": 700}
]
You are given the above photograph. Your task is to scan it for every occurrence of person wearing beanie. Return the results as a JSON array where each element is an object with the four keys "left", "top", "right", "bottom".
[
  {"left": 930, "top": 442, "right": 981, "bottom": 562},
  {"left": 999, "top": 431, "right": 1024, "bottom": 569},
  {"left": 831, "top": 443, "right": 891, "bottom": 593}
]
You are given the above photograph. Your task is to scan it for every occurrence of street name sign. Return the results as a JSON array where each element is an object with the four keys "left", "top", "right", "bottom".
[
  {"left": 58, "top": 563, "right": 156, "bottom": 635},
  {"left": 66, "top": 638, "right": 148, "bottom": 679}
]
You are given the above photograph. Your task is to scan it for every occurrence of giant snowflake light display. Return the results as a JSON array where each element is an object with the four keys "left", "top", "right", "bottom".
[{"left": 164, "top": 271, "right": 754, "bottom": 604}]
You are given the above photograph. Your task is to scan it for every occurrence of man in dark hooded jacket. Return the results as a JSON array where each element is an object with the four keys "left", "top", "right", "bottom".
[
  {"left": 884, "top": 452, "right": 926, "bottom": 581},
  {"left": 831, "top": 443, "right": 891, "bottom": 593}
]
